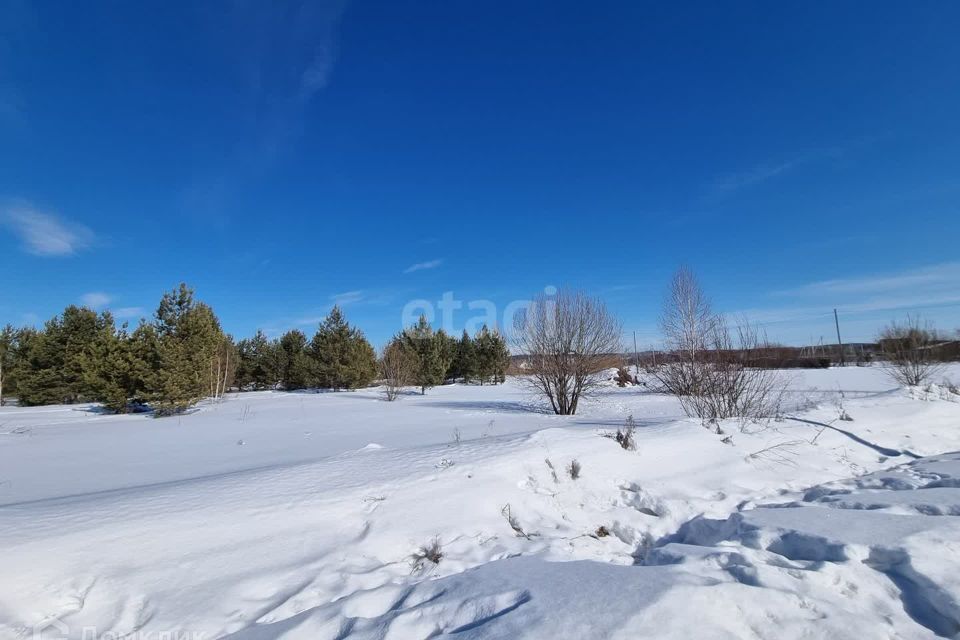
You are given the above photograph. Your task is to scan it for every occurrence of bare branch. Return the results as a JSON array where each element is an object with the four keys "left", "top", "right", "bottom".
[{"left": 513, "top": 288, "right": 622, "bottom": 415}]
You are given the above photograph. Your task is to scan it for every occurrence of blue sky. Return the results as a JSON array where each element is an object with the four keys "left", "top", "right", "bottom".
[{"left": 1, "top": 1, "right": 959, "bottom": 348}]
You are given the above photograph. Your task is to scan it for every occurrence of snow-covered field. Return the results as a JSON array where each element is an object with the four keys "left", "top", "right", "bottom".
[{"left": 2, "top": 366, "right": 960, "bottom": 639}]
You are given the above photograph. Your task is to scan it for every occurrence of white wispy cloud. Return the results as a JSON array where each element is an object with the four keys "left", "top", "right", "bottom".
[
  {"left": 711, "top": 146, "right": 846, "bottom": 195},
  {"left": 113, "top": 306, "right": 145, "bottom": 320},
  {"left": 330, "top": 290, "right": 365, "bottom": 306},
  {"left": 295, "top": 316, "right": 325, "bottom": 327},
  {"left": 713, "top": 160, "right": 801, "bottom": 193},
  {"left": 724, "top": 261, "right": 960, "bottom": 343},
  {"left": 299, "top": 42, "right": 337, "bottom": 99},
  {"left": 404, "top": 259, "right": 443, "bottom": 274},
  {"left": 178, "top": 1, "right": 347, "bottom": 225},
  {"left": 2, "top": 202, "right": 94, "bottom": 256},
  {"left": 774, "top": 262, "right": 960, "bottom": 298},
  {"left": 80, "top": 292, "right": 111, "bottom": 309}
]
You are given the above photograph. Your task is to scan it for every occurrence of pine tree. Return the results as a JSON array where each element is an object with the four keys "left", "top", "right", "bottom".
[
  {"left": 236, "top": 330, "right": 277, "bottom": 390},
  {"left": 0, "top": 325, "right": 14, "bottom": 406},
  {"left": 145, "top": 284, "right": 226, "bottom": 415},
  {"left": 128, "top": 321, "right": 160, "bottom": 406},
  {"left": 17, "top": 306, "right": 114, "bottom": 405},
  {"left": 4, "top": 327, "right": 37, "bottom": 403},
  {"left": 277, "top": 329, "right": 311, "bottom": 389},
  {"left": 309, "top": 306, "right": 377, "bottom": 390},
  {"left": 399, "top": 315, "right": 449, "bottom": 394},
  {"left": 474, "top": 325, "right": 494, "bottom": 385},
  {"left": 347, "top": 335, "right": 378, "bottom": 389},
  {"left": 491, "top": 329, "right": 511, "bottom": 383},
  {"left": 473, "top": 325, "right": 509, "bottom": 385},
  {"left": 437, "top": 329, "right": 458, "bottom": 381},
  {"left": 81, "top": 321, "right": 137, "bottom": 413},
  {"left": 451, "top": 329, "right": 477, "bottom": 383}
]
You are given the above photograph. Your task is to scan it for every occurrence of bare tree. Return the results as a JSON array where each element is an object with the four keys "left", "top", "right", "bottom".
[
  {"left": 650, "top": 268, "right": 784, "bottom": 422},
  {"left": 685, "top": 317, "right": 785, "bottom": 422},
  {"left": 661, "top": 265, "right": 715, "bottom": 364},
  {"left": 650, "top": 266, "right": 716, "bottom": 399},
  {"left": 380, "top": 341, "right": 415, "bottom": 401},
  {"left": 878, "top": 315, "right": 946, "bottom": 386},
  {"left": 513, "top": 288, "right": 622, "bottom": 415},
  {"left": 209, "top": 337, "right": 236, "bottom": 402}
]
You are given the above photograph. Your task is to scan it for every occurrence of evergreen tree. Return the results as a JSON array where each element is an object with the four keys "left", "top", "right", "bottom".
[
  {"left": 277, "top": 329, "right": 311, "bottom": 389},
  {"left": 81, "top": 321, "right": 138, "bottom": 413},
  {"left": 236, "top": 330, "right": 278, "bottom": 390},
  {"left": 3, "top": 327, "right": 37, "bottom": 403},
  {"left": 17, "top": 306, "right": 114, "bottom": 405},
  {"left": 309, "top": 306, "right": 377, "bottom": 390},
  {"left": 0, "top": 325, "right": 14, "bottom": 406},
  {"left": 491, "top": 329, "right": 511, "bottom": 383},
  {"left": 437, "top": 329, "right": 458, "bottom": 381},
  {"left": 145, "top": 284, "right": 226, "bottom": 415},
  {"left": 473, "top": 325, "right": 510, "bottom": 385},
  {"left": 474, "top": 325, "right": 495, "bottom": 385},
  {"left": 450, "top": 329, "right": 477, "bottom": 383},
  {"left": 399, "top": 315, "right": 450, "bottom": 394},
  {"left": 128, "top": 321, "right": 161, "bottom": 405}
]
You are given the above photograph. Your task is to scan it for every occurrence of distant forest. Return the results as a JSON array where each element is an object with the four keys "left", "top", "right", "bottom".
[{"left": 0, "top": 284, "right": 510, "bottom": 415}]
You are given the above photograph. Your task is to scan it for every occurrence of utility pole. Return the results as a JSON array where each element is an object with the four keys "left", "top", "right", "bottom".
[
  {"left": 834, "top": 308, "right": 845, "bottom": 367},
  {"left": 633, "top": 331, "right": 640, "bottom": 375}
]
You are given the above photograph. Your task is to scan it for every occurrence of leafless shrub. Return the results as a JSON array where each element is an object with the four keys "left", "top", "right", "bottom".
[
  {"left": 614, "top": 367, "right": 634, "bottom": 387},
  {"left": 808, "top": 425, "right": 827, "bottom": 445},
  {"left": 451, "top": 427, "right": 462, "bottom": 446},
  {"left": 513, "top": 288, "right": 623, "bottom": 415},
  {"left": 544, "top": 458, "right": 559, "bottom": 483},
  {"left": 878, "top": 316, "right": 947, "bottom": 387},
  {"left": 650, "top": 268, "right": 785, "bottom": 423},
  {"left": 616, "top": 415, "right": 636, "bottom": 450},
  {"left": 380, "top": 341, "right": 416, "bottom": 401},
  {"left": 944, "top": 379, "right": 959, "bottom": 396},
  {"left": 567, "top": 459, "right": 582, "bottom": 480},
  {"left": 410, "top": 537, "right": 443, "bottom": 572},
  {"left": 746, "top": 440, "right": 804, "bottom": 467},
  {"left": 501, "top": 503, "right": 538, "bottom": 539},
  {"left": 833, "top": 389, "right": 853, "bottom": 421}
]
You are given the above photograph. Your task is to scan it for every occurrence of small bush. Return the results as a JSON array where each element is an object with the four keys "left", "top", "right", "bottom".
[
  {"left": 544, "top": 458, "right": 559, "bottom": 483},
  {"left": 501, "top": 503, "right": 537, "bottom": 539},
  {"left": 567, "top": 459, "right": 582, "bottom": 480},
  {"left": 615, "top": 415, "right": 636, "bottom": 451},
  {"left": 411, "top": 537, "right": 443, "bottom": 572},
  {"left": 879, "top": 316, "right": 946, "bottom": 387},
  {"left": 614, "top": 367, "right": 634, "bottom": 387}
]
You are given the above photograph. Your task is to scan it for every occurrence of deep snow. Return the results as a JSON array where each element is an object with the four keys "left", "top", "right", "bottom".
[{"left": 2, "top": 365, "right": 960, "bottom": 639}]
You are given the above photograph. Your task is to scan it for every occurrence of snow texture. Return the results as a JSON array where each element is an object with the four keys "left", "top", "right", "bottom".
[{"left": 2, "top": 365, "right": 960, "bottom": 639}]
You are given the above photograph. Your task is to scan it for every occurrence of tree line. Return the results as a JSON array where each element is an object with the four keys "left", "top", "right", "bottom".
[{"left": 0, "top": 284, "right": 511, "bottom": 414}]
